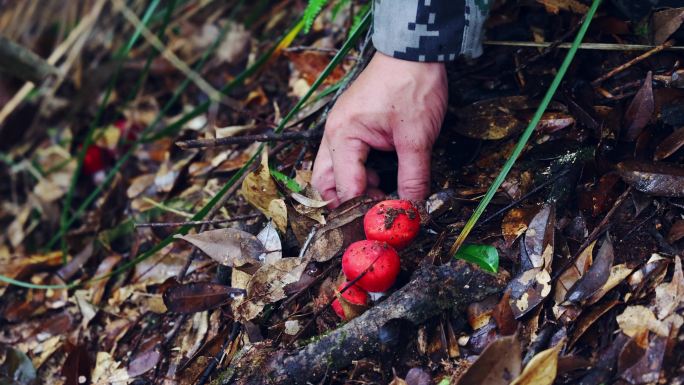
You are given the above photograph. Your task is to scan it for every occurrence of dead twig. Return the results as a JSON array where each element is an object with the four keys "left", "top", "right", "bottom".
[
  {"left": 591, "top": 40, "right": 674, "bottom": 86},
  {"left": 176, "top": 130, "right": 323, "bottom": 149},
  {"left": 135, "top": 213, "right": 261, "bottom": 228}
]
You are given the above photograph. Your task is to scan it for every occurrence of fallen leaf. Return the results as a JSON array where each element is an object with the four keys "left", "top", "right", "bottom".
[
  {"left": 554, "top": 241, "right": 595, "bottom": 304},
  {"left": 268, "top": 198, "right": 288, "bottom": 233},
  {"left": 492, "top": 290, "right": 517, "bottom": 335},
  {"left": 522, "top": 205, "right": 555, "bottom": 270},
  {"left": 405, "top": 367, "right": 432, "bottom": 385},
  {"left": 564, "top": 237, "right": 614, "bottom": 304},
  {"left": 667, "top": 220, "right": 684, "bottom": 244},
  {"left": 654, "top": 256, "right": 683, "bottom": 320},
  {"left": 537, "top": 0, "right": 588, "bottom": 14},
  {"left": 62, "top": 343, "right": 92, "bottom": 385},
  {"left": 502, "top": 207, "right": 538, "bottom": 247},
  {"left": 452, "top": 96, "right": 529, "bottom": 140},
  {"left": 163, "top": 282, "right": 245, "bottom": 313},
  {"left": 654, "top": 126, "right": 684, "bottom": 161},
  {"left": 652, "top": 8, "right": 684, "bottom": 44},
  {"left": 291, "top": 192, "right": 330, "bottom": 208},
  {"left": 616, "top": 305, "right": 670, "bottom": 338},
  {"left": 623, "top": 72, "right": 654, "bottom": 141},
  {"left": 587, "top": 264, "right": 634, "bottom": 304},
  {"left": 174, "top": 228, "right": 264, "bottom": 269},
  {"left": 620, "top": 336, "right": 667, "bottom": 384},
  {"left": 240, "top": 151, "right": 283, "bottom": 226},
  {"left": 617, "top": 161, "right": 684, "bottom": 197},
  {"left": 456, "top": 335, "right": 522, "bottom": 385},
  {"left": 256, "top": 221, "right": 282, "bottom": 263},
  {"left": 127, "top": 349, "right": 160, "bottom": 377},
  {"left": 233, "top": 257, "right": 307, "bottom": 321},
  {"left": 92, "top": 352, "right": 130, "bottom": 385},
  {"left": 302, "top": 197, "right": 375, "bottom": 263},
  {"left": 567, "top": 299, "right": 620, "bottom": 349},
  {"left": 510, "top": 340, "right": 563, "bottom": 385}
]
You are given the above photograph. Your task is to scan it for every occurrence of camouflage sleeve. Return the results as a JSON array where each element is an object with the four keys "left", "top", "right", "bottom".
[{"left": 372, "top": 0, "right": 491, "bottom": 62}]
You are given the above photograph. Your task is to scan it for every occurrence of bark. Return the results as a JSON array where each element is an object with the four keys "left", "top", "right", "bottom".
[{"left": 222, "top": 261, "right": 508, "bottom": 385}]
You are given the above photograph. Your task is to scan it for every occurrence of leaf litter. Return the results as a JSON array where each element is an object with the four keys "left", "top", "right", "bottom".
[{"left": 1, "top": 1, "right": 684, "bottom": 384}]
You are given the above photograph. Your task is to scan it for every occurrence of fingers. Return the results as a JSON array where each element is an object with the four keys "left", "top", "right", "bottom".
[
  {"left": 311, "top": 136, "right": 341, "bottom": 207},
  {"left": 330, "top": 137, "right": 371, "bottom": 203},
  {"left": 396, "top": 141, "right": 432, "bottom": 200}
]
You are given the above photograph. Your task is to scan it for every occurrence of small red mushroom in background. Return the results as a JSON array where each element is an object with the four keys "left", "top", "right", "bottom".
[
  {"left": 82, "top": 145, "right": 106, "bottom": 176},
  {"left": 364, "top": 199, "right": 421, "bottom": 249},
  {"left": 331, "top": 281, "right": 369, "bottom": 320},
  {"left": 342, "top": 240, "right": 400, "bottom": 293}
]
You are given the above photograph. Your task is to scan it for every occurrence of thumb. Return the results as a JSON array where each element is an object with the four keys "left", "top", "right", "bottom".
[{"left": 396, "top": 141, "right": 432, "bottom": 200}]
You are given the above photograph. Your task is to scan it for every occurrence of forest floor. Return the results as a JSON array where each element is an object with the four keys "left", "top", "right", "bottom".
[{"left": 1, "top": 0, "right": 684, "bottom": 384}]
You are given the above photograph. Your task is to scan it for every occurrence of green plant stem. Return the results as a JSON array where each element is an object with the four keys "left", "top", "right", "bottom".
[{"left": 449, "top": 0, "right": 602, "bottom": 257}]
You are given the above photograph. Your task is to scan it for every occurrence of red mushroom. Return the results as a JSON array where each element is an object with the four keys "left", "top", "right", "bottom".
[
  {"left": 331, "top": 281, "right": 369, "bottom": 320},
  {"left": 342, "top": 240, "right": 400, "bottom": 292},
  {"left": 364, "top": 200, "right": 421, "bottom": 249},
  {"left": 82, "top": 145, "right": 106, "bottom": 176}
]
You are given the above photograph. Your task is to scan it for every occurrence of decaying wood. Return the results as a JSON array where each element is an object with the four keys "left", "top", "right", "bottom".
[
  {"left": 221, "top": 261, "right": 508, "bottom": 385},
  {"left": 0, "top": 34, "right": 57, "bottom": 83}
]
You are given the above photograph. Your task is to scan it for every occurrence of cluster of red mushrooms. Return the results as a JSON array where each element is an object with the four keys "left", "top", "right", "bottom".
[{"left": 332, "top": 200, "right": 421, "bottom": 320}]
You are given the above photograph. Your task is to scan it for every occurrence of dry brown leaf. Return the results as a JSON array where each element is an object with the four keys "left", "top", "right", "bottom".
[
  {"left": 240, "top": 151, "right": 282, "bottom": 225},
  {"left": 554, "top": 241, "right": 595, "bottom": 304},
  {"left": 652, "top": 8, "right": 684, "bottom": 44},
  {"left": 623, "top": 72, "right": 654, "bottom": 141},
  {"left": 587, "top": 263, "right": 634, "bottom": 305},
  {"left": 536, "top": 0, "right": 588, "bottom": 14},
  {"left": 616, "top": 305, "right": 670, "bottom": 338},
  {"left": 510, "top": 340, "right": 563, "bottom": 385},
  {"left": 232, "top": 257, "right": 307, "bottom": 321},
  {"left": 92, "top": 352, "right": 130, "bottom": 385},
  {"left": 654, "top": 256, "right": 683, "bottom": 320},
  {"left": 455, "top": 335, "right": 522, "bottom": 385},
  {"left": 502, "top": 207, "right": 537, "bottom": 247},
  {"left": 174, "top": 228, "right": 264, "bottom": 269}
]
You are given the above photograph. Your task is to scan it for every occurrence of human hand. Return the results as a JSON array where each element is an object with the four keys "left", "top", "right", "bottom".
[{"left": 312, "top": 52, "right": 448, "bottom": 208}]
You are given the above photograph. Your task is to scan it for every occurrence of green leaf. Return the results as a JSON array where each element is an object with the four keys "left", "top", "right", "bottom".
[
  {"left": 454, "top": 244, "right": 499, "bottom": 273},
  {"left": 270, "top": 168, "right": 303, "bottom": 193},
  {"left": 303, "top": 0, "right": 329, "bottom": 33}
]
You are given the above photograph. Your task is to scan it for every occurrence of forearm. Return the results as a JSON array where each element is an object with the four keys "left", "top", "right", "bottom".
[{"left": 372, "top": 0, "right": 491, "bottom": 62}]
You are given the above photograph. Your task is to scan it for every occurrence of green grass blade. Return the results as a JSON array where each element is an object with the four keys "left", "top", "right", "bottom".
[{"left": 449, "top": 0, "right": 602, "bottom": 257}]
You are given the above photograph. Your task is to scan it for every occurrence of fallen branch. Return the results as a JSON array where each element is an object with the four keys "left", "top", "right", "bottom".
[
  {"left": 0, "top": 34, "right": 58, "bottom": 83},
  {"left": 175, "top": 130, "right": 323, "bottom": 149},
  {"left": 223, "top": 261, "right": 508, "bottom": 385}
]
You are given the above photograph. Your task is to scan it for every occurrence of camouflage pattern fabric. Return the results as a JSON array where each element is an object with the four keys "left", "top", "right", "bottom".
[{"left": 372, "top": 0, "right": 491, "bottom": 62}]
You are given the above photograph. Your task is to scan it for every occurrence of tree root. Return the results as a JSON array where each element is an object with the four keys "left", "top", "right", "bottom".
[{"left": 221, "top": 261, "right": 508, "bottom": 385}]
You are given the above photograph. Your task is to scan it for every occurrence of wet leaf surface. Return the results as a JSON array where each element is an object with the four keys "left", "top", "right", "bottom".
[
  {"left": 564, "top": 237, "right": 614, "bottom": 304},
  {"left": 163, "top": 282, "right": 245, "bottom": 313},
  {"left": 623, "top": 72, "right": 654, "bottom": 141},
  {"left": 617, "top": 161, "right": 684, "bottom": 197},
  {"left": 0, "top": 345, "right": 36, "bottom": 385},
  {"left": 654, "top": 126, "right": 684, "bottom": 161},
  {"left": 456, "top": 334, "right": 522, "bottom": 385}
]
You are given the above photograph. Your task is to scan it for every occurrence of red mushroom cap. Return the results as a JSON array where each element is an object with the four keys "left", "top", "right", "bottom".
[
  {"left": 82, "top": 145, "right": 106, "bottom": 176},
  {"left": 364, "top": 200, "right": 420, "bottom": 249},
  {"left": 342, "top": 240, "right": 400, "bottom": 292},
  {"left": 331, "top": 281, "right": 369, "bottom": 320}
]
